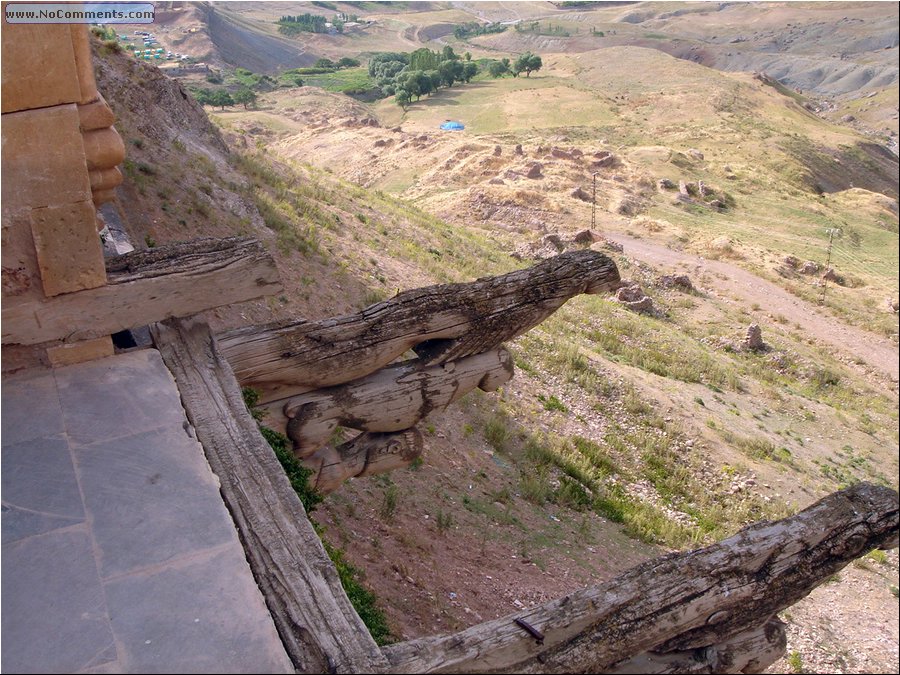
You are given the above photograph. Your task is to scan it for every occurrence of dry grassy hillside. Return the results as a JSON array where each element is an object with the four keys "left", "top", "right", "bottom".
[{"left": 94, "top": 6, "right": 900, "bottom": 671}]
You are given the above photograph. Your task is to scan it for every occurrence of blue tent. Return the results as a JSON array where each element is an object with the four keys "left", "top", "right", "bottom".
[{"left": 440, "top": 121, "right": 465, "bottom": 131}]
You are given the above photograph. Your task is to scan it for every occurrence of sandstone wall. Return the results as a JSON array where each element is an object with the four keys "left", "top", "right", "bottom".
[{"left": 2, "top": 22, "right": 125, "bottom": 368}]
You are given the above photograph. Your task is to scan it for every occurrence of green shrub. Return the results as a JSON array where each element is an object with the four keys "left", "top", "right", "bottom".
[
  {"left": 322, "top": 541, "right": 392, "bottom": 644},
  {"left": 483, "top": 413, "right": 510, "bottom": 452}
]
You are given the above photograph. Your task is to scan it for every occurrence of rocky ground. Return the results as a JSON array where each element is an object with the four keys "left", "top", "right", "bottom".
[{"left": 768, "top": 549, "right": 899, "bottom": 675}]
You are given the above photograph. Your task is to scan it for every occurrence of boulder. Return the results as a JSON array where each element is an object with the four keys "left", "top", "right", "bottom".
[
  {"left": 525, "top": 162, "right": 543, "bottom": 179},
  {"left": 614, "top": 286, "right": 655, "bottom": 313},
  {"left": 573, "top": 229, "right": 600, "bottom": 244},
  {"left": 592, "top": 153, "right": 616, "bottom": 168},
  {"left": 783, "top": 255, "right": 800, "bottom": 268},
  {"left": 799, "top": 260, "right": 820, "bottom": 274},
  {"left": 488, "top": 177, "right": 505, "bottom": 185},
  {"left": 658, "top": 178, "right": 676, "bottom": 190},
  {"left": 659, "top": 274, "right": 693, "bottom": 292},
  {"left": 688, "top": 148, "right": 704, "bottom": 161},
  {"left": 614, "top": 195, "right": 640, "bottom": 216},
  {"left": 616, "top": 284, "right": 645, "bottom": 303},
  {"left": 542, "top": 233, "right": 564, "bottom": 251},
  {"left": 551, "top": 147, "right": 573, "bottom": 160},
  {"left": 570, "top": 186, "right": 591, "bottom": 202},
  {"left": 514, "top": 144, "right": 523, "bottom": 155},
  {"left": 493, "top": 145, "right": 502, "bottom": 156},
  {"left": 622, "top": 296, "right": 655, "bottom": 313},
  {"left": 822, "top": 268, "right": 844, "bottom": 285}
]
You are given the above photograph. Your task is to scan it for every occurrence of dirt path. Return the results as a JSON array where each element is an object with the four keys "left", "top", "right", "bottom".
[{"left": 606, "top": 233, "right": 899, "bottom": 382}]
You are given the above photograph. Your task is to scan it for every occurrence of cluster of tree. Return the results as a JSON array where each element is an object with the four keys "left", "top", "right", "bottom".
[
  {"left": 453, "top": 21, "right": 507, "bottom": 39},
  {"left": 314, "top": 57, "right": 361, "bottom": 70},
  {"left": 278, "top": 13, "right": 328, "bottom": 35},
  {"left": 368, "top": 47, "right": 479, "bottom": 110},
  {"left": 485, "top": 52, "right": 543, "bottom": 78},
  {"left": 278, "top": 12, "right": 361, "bottom": 36},
  {"left": 191, "top": 87, "right": 258, "bottom": 110},
  {"left": 515, "top": 20, "right": 571, "bottom": 37},
  {"left": 331, "top": 12, "right": 359, "bottom": 33}
]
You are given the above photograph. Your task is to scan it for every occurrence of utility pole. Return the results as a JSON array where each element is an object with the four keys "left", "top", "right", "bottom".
[
  {"left": 591, "top": 172, "right": 598, "bottom": 230},
  {"left": 820, "top": 227, "right": 841, "bottom": 305}
]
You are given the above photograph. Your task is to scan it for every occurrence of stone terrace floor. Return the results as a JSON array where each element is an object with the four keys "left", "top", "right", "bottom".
[{"left": 1, "top": 348, "right": 292, "bottom": 673}]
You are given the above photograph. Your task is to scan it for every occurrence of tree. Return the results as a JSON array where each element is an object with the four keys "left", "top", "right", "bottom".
[
  {"left": 426, "top": 70, "right": 442, "bottom": 93},
  {"left": 192, "top": 88, "right": 214, "bottom": 106},
  {"left": 513, "top": 51, "right": 542, "bottom": 78},
  {"left": 438, "top": 59, "right": 464, "bottom": 87},
  {"left": 337, "top": 57, "right": 360, "bottom": 68},
  {"left": 234, "top": 88, "right": 258, "bottom": 110},
  {"left": 210, "top": 90, "right": 234, "bottom": 110},
  {"left": 488, "top": 58, "right": 510, "bottom": 78},
  {"left": 395, "top": 89, "right": 412, "bottom": 110},
  {"left": 409, "top": 47, "right": 441, "bottom": 72},
  {"left": 315, "top": 58, "right": 336, "bottom": 69},
  {"left": 461, "top": 61, "right": 478, "bottom": 83},
  {"left": 398, "top": 70, "right": 432, "bottom": 101}
]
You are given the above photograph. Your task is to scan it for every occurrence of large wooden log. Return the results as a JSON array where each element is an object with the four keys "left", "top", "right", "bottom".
[
  {"left": 150, "top": 317, "right": 388, "bottom": 674},
  {"left": 219, "top": 250, "right": 619, "bottom": 403},
  {"left": 305, "top": 429, "right": 424, "bottom": 494},
  {"left": 276, "top": 348, "right": 513, "bottom": 455},
  {"left": 604, "top": 618, "right": 787, "bottom": 674},
  {"left": 2, "top": 237, "right": 281, "bottom": 345},
  {"left": 381, "top": 482, "right": 898, "bottom": 674}
]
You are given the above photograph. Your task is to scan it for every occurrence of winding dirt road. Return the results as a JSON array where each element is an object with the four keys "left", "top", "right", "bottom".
[{"left": 606, "top": 233, "right": 899, "bottom": 382}]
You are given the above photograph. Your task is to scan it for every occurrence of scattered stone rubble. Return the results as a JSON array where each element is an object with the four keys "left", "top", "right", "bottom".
[
  {"left": 511, "top": 229, "right": 615, "bottom": 260},
  {"left": 657, "top": 274, "right": 694, "bottom": 292},
  {"left": 615, "top": 283, "right": 656, "bottom": 314},
  {"left": 799, "top": 260, "right": 820, "bottom": 274}
]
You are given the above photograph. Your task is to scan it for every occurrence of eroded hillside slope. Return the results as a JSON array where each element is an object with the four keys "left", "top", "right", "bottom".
[{"left": 95, "top": 34, "right": 899, "bottom": 674}]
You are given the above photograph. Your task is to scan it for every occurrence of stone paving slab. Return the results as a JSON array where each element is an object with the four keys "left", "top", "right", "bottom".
[
  {"left": 2, "top": 349, "right": 292, "bottom": 674},
  {"left": 2, "top": 526, "right": 116, "bottom": 673}
]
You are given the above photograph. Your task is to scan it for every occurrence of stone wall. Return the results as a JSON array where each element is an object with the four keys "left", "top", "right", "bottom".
[{"left": 2, "top": 22, "right": 125, "bottom": 368}]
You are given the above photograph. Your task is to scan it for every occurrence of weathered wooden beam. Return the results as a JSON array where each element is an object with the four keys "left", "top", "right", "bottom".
[
  {"left": 218, "top": 250, "right": 619, "bottom": 403},
  {"left": 150, "top": 317, "right": 388, "bottom": 674},
  {"left": 381, "top": 482, "right": 898, "bottom": 674},
  {"left": 2, "top": 237, "right": 281, "bottom": 345},
  {"left": 603, "top": 619, "right": 787, "bottom": 674},
  {"left": 272, "top": 348, "right": 513, "bottom": 455},
  {"left": 305, "top": 428, "right": 424, "bottom": 494}
]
